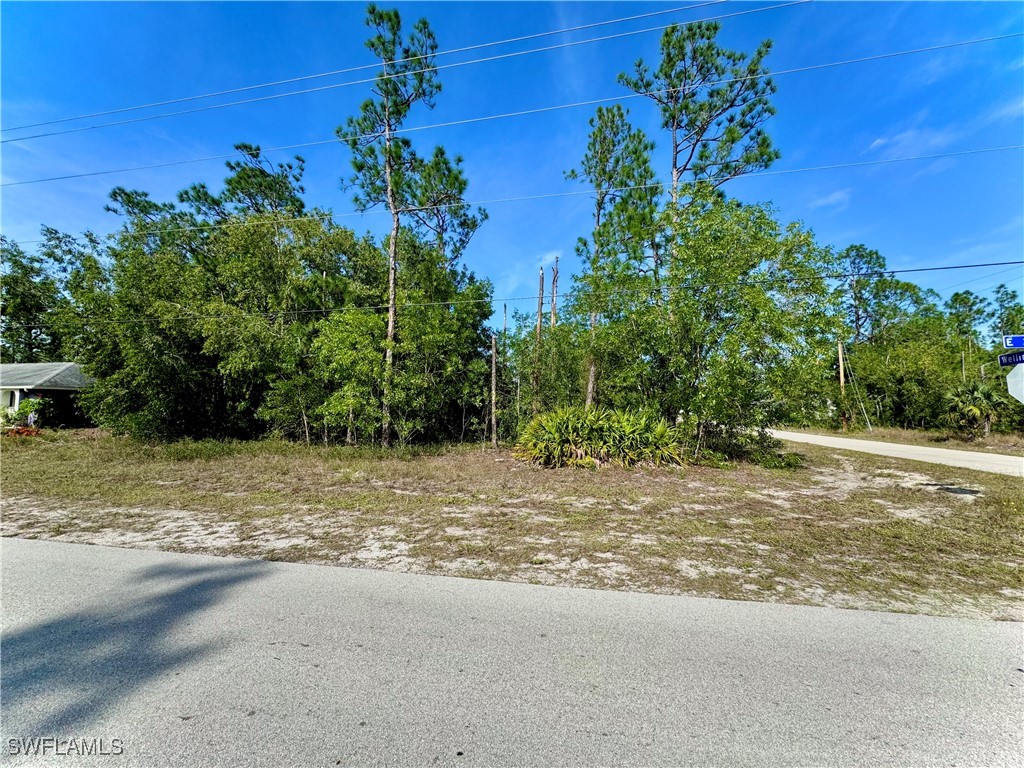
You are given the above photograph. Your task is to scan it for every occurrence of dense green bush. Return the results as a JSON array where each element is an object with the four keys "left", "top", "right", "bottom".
[
  {"left": 515, "top": 407, "right": 687, "bottom": 468},
  {"left": 516, "top": 407, "right": 801, "bottom": 469}
]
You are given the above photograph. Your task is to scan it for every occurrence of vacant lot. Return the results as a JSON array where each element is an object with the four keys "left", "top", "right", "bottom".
[{"left": 1, "top": 431, "right": 1021, "bottom": 620}]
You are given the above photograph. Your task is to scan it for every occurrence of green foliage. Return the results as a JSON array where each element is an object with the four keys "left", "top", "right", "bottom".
[
  {"left": 943, "top": 382, "right": 1007, "bottom": 440},
  {"left": 618, "top": 20, "right": 779, "bottom": 202},
  {"left": 1, "top": 397, "right": 51, "bottom": 427},
  {"left": 516, "top": 407, "right": 687, "bottom": 468},
  {"left": 991, "top": 284, "right": 1024, "bottom": 345},
  {"left": 1, "top": 236, "right": 65, "bottom": 362},
  {"left": 515, "top": 407, "right": 799, "bottom": 469},
  {"left": 3, "top": 6, "right": 1019, "bottom": 450},
  {"left": 41, "top": 137, "right": 492, "bottom": 444}
]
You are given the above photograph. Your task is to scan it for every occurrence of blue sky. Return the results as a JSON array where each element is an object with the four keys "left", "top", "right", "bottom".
[{"left": 2, "top": 1, "right": 1022, "bottom": 323}]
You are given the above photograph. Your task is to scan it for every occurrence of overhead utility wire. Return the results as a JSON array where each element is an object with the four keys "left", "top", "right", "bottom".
[
  {"left": 1, "top": 1, "right": 795, "bottom": 143},
  {"left": 931, "top": 264, "right": 1022, "bottom": 295},
  {"left": 4, "top": 31, "right": 1017, "bottom": 188},
  {"left": 1, "top": 2, "right": 724, "bottom": 132},
  {"left": 7, "top": 145, "right": 1022, "bottom": 246},
  {"left": 7, "top": 261, "right": 1022, "bottom": 330}
]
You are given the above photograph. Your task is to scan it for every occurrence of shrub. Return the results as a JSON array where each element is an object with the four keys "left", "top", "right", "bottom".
[
  {"left": 1, "top": 398, "right": 51, "bottom": 428},
  {"left": 515, "top": 407, "right": 687, "bottom": 468},
  {"left": 942, "top": 382, "right": 1006, "bottom": 440},
  {"left": 516, "top": 407, "right": 799, "bottom": 470}
]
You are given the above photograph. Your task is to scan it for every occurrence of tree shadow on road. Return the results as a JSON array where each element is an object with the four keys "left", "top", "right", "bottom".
[{"left": 1, "top": 555, "right": 271, "bottom": 737}]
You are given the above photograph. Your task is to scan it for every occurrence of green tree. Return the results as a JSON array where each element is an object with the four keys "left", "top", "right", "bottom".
[
  {"left": 990, "top": 284, "right": 1023, "bottom": 346},
  {"left": 57, "top": 146, "right": 370, "bottom": 440},
  {"left": 944, "top": 381, "right": 1006, "bottom": 439},
  {"left": 408, "top": 146, "right": 487, "bottom": 265},
  {"left": 337, "top": 3, "right": 440, "bottom": 446},
  {"left": 618, "top": 20, "right": 779, "bottom": 206},
  {"left": 566, "top": 104, "right": 658, "bottom": 407},
  {"left": 659, "top": 193, "right": 839, "bottom": 452},
  {"left": 0, "top": 235, "right": 66, "bottom": 362},
  {"left": 945, "top": 290, "right": 993, "bottom": 345}
]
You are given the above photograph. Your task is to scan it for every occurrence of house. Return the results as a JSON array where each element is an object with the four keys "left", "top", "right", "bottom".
[{"left": 0, "top": 362, "right": 93, "bottom": 426}]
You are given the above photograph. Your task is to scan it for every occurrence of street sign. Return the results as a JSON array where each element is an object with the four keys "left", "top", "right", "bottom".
[
  {"left": 1008, "top": 365, "right": 1024, "bottom": 406},
  {"left": 1003, "top": 335, "right": 1024, "bottom": 349},
  {"left": 998, "top": 351, "right": 1024, "bottom": 367}
]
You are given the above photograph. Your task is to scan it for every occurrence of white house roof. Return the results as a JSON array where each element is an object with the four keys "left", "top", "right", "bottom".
[{"left": 0, "top": 362, "right": 93, "bottom": 390}]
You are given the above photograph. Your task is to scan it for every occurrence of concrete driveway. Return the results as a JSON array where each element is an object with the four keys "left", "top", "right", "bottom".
[{"left": 2, "top": 538, "right": 1022, "bottom": 767}]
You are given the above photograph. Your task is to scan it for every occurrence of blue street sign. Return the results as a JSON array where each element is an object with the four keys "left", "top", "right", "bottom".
[
  {"left": 1003, "top": 335, "right": 1024, "bottom": 349},
  {"left": 999, "top": 351, "right": 1024, "bottom": 367}
]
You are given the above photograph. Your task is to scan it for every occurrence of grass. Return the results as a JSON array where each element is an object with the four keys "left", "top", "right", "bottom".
[
  {"left": 1, "top": 429, "right": 1021, "bottom": 620},
  {"left": 781, "top": 424, "right": 1024, "bottom": 456}
]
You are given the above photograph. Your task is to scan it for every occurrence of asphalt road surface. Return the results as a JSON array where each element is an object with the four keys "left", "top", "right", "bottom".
[
  {"left": 2, "top": 538, "right": 1022, "bottom": 767},
  {"left": 771, "top": 429, "right": 1024, "bottom": 477}
]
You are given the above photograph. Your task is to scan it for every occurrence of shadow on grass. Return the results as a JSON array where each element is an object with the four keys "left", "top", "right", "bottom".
[{"left": 1, "top": 556, "right": 270, "bottom": 737}]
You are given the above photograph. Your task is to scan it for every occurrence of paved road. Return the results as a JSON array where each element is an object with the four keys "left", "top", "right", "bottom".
[
  {"left": 772, "top": 429, "right": 1024, "bottom": 477},
  {"left": 2, "top": 538, "right": 1022, "bottom": 767}
]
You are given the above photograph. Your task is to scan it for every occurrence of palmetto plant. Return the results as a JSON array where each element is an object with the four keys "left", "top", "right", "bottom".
[
  {"left": 515, "top": 407, "right": 687, "bottom": 468},
  {"left": 942, "top": 382, "right": 1006, "bottom": 439}
]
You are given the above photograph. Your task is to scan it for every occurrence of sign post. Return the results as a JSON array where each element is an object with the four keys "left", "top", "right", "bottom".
[{"left": 1003, "top": 335, "right": 1024, "bottom": 349}]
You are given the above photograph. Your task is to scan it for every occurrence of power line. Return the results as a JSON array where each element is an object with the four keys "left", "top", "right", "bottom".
[
  {"left": 931, "top": 265, "right": 1022, "bottom": 296},
  {"left": 6, "top": 144, "right": 1021, "bottom": 246},
  {"left": 3, "top": 31, "right": 1017, "bottom": 189},
  {"left": 6, "top": 260, "right": 1022, "bottom": 330},
  {"left": 1, "top": 1, "right": 796, "bottom": 144},
  {"left": 0, "top": 2, "right": 724, "bottom": 133}
]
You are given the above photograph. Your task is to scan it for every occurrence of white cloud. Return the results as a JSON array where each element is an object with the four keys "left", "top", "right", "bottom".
[
  {"left": 865, "top": 126, "right": 958, "bottom": 159},
  {"left": 808, "top": 189, "right": 851, "bottom": 211},
  {"left": 494, "top": 249, "right": 563, "bottom": 298},
  {"left": 538, "top": 249, "right": 561, "bottom": 268}
]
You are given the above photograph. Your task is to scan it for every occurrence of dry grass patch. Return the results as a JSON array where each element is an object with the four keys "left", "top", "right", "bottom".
[{"left": 1, "top": 431, "right": 1021, "bottom": 619}]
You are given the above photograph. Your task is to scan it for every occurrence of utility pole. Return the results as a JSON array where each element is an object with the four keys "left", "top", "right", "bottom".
[
  {"left": 550, "top": 256, "right": 559, "bottom": 327},
  {"left": 491, "top": 333, "right": 498, "bottom": 449},
  {"left": 536, "top": 267, "right": 544, "bottom": 342},
  {"left": 585, "top": 312, "right": 597, "bottom": 407},
  {"left": 838, "top": 339, "right": 847, "bottom": 432},
  {"left": 533, "top": 267, "right": 544, "bottom": 414}
]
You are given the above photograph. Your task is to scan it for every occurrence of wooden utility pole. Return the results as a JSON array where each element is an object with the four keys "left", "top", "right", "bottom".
[
  {"left": 838, "top": 340, "right": 847, "bottom": 432},
  {"left": 536, "top": 267, "right": 544, "bottom": 342},
  {"left": 550, "top": 256, "right": 559, "bottom": 327},
  {"left": 585, "top": 312, "right": 597, "bottom": 407},
  {"left": 491, "top": 333, "right": 498, "bottom": 448},
  {"left": 533, "top": 267, "right": 544, "bottom": 414}
]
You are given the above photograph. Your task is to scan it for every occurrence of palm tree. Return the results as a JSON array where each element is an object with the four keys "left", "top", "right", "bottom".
[{"left": 943, "top": 382, "right": 1006, "bottom": 439}]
